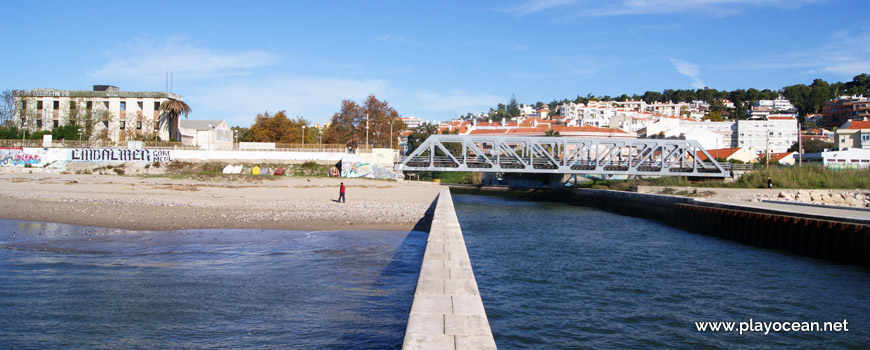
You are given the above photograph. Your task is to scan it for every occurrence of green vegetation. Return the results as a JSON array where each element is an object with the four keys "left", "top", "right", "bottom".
[
  {"left": 586, "top": 165, "right": 870, "bottom": 190},
  {"left": 412, "top": 171, "right": 479, "bottom": 185}
]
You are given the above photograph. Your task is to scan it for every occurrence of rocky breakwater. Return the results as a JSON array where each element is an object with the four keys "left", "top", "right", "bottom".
[{"left": 776, "top": 190, "right": 870, "bottom": 208}]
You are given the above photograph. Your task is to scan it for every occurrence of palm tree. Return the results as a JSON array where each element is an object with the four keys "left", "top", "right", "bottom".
[
  {"left": 543, "top": 129, "right": 560, "bottom": 137},
  {"left": 158, "top": 98, "right": 191, "bottom": 141}
]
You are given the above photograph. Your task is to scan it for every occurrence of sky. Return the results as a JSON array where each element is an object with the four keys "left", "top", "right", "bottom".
[{"left": 2, "top": 0, "right": 869, "bottom": 127}]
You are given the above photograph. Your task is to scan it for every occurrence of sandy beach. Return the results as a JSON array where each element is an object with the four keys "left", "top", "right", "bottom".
[{"left": 0, "top": 173, "right": 444, "bottom": 232}]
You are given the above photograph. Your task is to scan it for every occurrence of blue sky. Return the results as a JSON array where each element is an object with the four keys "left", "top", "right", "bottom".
[{"left": 3, "top": 0, "right": 869, "bottom": 127}]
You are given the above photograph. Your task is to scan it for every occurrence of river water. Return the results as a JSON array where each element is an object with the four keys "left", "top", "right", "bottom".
[
  {"left": 454, "top": 194, "right": 870, "bottom": 349},
  {"left": 0, "top": 220, "right": 425, "bottom": 349}
]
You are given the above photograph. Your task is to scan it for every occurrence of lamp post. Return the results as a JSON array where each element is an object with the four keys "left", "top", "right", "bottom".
[
  {"left": 233, "top": 129, "right": 238, "bottom": 150},
  {"left": 207, "top": 124, "right": 214, "bottom": 151},
  {"left": 365, "top": 113, "right": 369, "bottom": 149},
  {"left": 302, "top": 125, "right": 306, "bottom": 149},
  {"left": 389, "top": 119, "right": 393, "bottom": 149}
]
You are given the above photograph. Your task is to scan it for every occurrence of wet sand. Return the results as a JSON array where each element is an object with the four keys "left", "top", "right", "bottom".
[{"left": 0, "top": 174, "right": 443, "bottom": 232}]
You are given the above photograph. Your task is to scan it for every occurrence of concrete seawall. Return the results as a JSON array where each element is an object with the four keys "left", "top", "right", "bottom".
[
  {"left": 563, "top": 188, "right": 870, "bottom": 266},
  {"left": 403, "top": 189, "right": 497, "bottom": 350}
]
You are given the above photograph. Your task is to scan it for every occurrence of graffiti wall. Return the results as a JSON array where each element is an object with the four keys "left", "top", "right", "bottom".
[
  {"left": 69, "top": 149, "right": 172, "bottom": 162},
  {"left": 0, "top": 148, "right": 43, "bottom": 166},
  {"left": 1, "top": 148, "right": 174, "bottom": 167},
  {"left": 340, "top": 155, "right": 399, "bottom": 180}
]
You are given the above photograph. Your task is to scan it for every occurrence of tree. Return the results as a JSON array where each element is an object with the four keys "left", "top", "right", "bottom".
[
  {"left": 232, "top": 126, "right": 253, "bottom": 142},
  {"left": 704, "top": 111, "right": 723, "bottom": 122},
  {"left": 363, "top": 94, "right": 404, "bottom": 148},
  {"left": 506, "top": 94, "right": 520, "bottom": 119},
  {"left": 65, "top": 98, "right": 104, "bottom": 145},
  {"left": 250, "top": 110, "right": 310, "bottom": 143},
  {"left": 543, "top": 129, "right": 560, "bottom": 137},
  {"left": 321, "top": 95, "right": 405, "bottom": 148},
  {"left": 0, "top": 90, "right": 16, "bottom": 128},
  {"left": 788, "top": 139, "right": 833, "bottom": 153},
  {"left": 407, "top": 122, "right": 439, "bottom": 154},
  {"left": 122, "top": 112, "right": 159, "bottom": 141},
  {"left": 158, "top": 98, "right": 191, "bottom": 141}
]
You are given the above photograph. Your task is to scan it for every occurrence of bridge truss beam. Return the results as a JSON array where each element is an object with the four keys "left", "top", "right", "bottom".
[{"left": 395, "top": 135, "right": 731, "bottom": 178}]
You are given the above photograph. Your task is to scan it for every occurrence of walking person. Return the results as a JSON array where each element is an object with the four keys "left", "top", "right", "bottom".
[
  {"left": 767, "top": 177, "right": 774, "bottom": 189},
  {"left": 338, "top": 182, "right": 346, "bottom": 203}
]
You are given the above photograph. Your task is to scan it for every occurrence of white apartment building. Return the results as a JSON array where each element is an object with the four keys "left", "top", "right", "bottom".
[
  {"left": 755, "top": 97, "right": 795, "bottom": 112},
  {"left": 398, "top": 116, "right": 422, "bottom": 129},
  {"left": 648, "top": 101, "right": 685, "bottom": 116},
  {"left": 736, "top": 117, "right": 799, "bottom": 154},
  {"left": 13, "top": 85, "right": 181, "bottom": 143}
]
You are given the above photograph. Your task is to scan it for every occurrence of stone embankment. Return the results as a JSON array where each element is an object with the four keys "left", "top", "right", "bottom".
[{"left": 775, "top": 190, "right": 870, "bottom": 208}]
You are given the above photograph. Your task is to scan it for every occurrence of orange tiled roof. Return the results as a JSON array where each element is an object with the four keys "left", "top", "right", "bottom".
[
  {"left": 769, "top": 152, "right": 795, "bottom": 162},
  {"left": 697, "top": 147, "right": 742, "bottom": 161},
  {"left": 843, "top": 120, "right": 870, "bottom": 129}
]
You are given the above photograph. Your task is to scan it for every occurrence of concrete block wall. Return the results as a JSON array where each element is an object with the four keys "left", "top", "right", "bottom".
[{"left": 403, "top": 189, "right": 497, "bottom": 350}]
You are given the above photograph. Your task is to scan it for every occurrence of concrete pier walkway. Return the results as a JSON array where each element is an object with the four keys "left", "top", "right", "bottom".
[{"left": 403, "top": 189, "right": 497, "bottom": 350}]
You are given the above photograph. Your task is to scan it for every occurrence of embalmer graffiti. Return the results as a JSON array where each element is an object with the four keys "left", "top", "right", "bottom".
[{"left": 70, "top": 149, "right": 172, "bottom": 162}]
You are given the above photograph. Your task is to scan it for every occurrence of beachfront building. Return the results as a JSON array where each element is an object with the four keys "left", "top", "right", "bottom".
[
  {"left": 820, "top": 95, "right": 870, "bottom": 127},
  {"left": 179, "top": 119, "right": 233, "bottom": 150},
  {"left": 13, "top": 85, "right": 182, "bottom": 142},
  {"left": 835, "top": 120, "right": 870, "bottom": 150}
]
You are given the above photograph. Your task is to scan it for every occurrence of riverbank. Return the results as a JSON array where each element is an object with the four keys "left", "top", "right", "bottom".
[{"left": 0, "top": 173, "right": 443, "bottom": 231}]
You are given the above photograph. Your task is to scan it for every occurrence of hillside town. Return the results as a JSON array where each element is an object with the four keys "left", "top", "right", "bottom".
[{"left": 3, "top": 84, "right": 870, "bottom": 169}]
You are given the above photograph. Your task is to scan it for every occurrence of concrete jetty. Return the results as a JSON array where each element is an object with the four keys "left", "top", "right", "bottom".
[{"left": 403, "top": 189, "right": 497, "bottom": 350}]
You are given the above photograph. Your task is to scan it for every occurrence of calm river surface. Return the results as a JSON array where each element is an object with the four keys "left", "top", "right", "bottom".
[
  {"left": 0, "top": 220, "right": 425, "bottom": 349},
  {"left": 454, "top": 194, "right": 870, "bottom": 349}
]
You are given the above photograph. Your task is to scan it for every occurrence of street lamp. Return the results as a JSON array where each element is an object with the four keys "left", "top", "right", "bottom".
[
  {"left": 365, "top": 113, "right": 370, "bottom": 149},
  {"left": 207, "top": 124, "right": 214, "bottom": 151},
  {"left": 302, "top": 125, "right": 306, "bottom": 148}
]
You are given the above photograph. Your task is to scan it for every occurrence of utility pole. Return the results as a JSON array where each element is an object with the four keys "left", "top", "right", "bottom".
[
  {"left": 798, "top": 120, "right": 803, "bottom": 166},
  {"left": 366, "top": 113, "right": 369, "bottom": 149},
  {"left": 389, "top": 119, "right": 393, "bottom": 149}
]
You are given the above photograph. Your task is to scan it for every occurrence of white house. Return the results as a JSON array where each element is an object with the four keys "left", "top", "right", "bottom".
[{"left": 179, "top": 119, "right": 233, "bottom": 150}]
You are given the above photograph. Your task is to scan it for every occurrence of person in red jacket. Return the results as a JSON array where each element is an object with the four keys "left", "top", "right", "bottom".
[{"left": 338, "top": 182, "right": 346, "bottom": 203}]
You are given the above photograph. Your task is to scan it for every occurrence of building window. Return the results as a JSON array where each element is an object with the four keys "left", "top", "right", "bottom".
[
  {"left": 70, "top": 101, "right": 76, "bottom": 110},
  {"left": 103, "top": 101, "right": 109, "bottom": 109},
  {"left": 120, "top": 121, "right": 125, "bottom": 130},
  {"left": 137, "top": 121, "right": 142, "bottom": 130},
  {"left": 137, "top": 101, "right": 143, "bottom": 110},
  {"left": 862, "top": 134, "right": 870, "bottom": 142},
  {"left": 154, "top": 101, "right": 161, "bottom": 110},
  {"left": 86, "top": 101, "right": 93, "bottom": 109},
  {"left": 37, "top": 101, "right": 43, "bottom": 109},
  {"left": 36, "top": 119, "right": 42, "bottom": 128},
  {"left": 53, "top": 101, "right": 59, "bottom": 109},
  {"left": 120, "top": 102, "right": 126, "bottom": 111},
  {"left": 53, "top": 120, "right": 59, "bottom": 128}
]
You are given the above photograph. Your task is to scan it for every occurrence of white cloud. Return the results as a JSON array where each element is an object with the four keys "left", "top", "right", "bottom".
[
  {"left": 511, "top": 0, "right": 825, "bottom": 17},
  {"left": 374, "top": 34, "right": 422, "bottom": 46},
  {"left": 714, "top": 27, "right": 870, "bottom": 79},
  {"left": 90, "top": 37, "right": 277, "bottom": 83},
  {"left": 500, "top": 0, "right": 577, "bottom": 16},
  {"left": 670, "top": 58, "right": 706, "bottom": 89}
]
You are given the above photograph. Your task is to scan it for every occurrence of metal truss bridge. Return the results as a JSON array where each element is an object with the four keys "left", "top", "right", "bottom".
[{"left": 395, "top": 135, "right": 731, "bottom": 178}]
